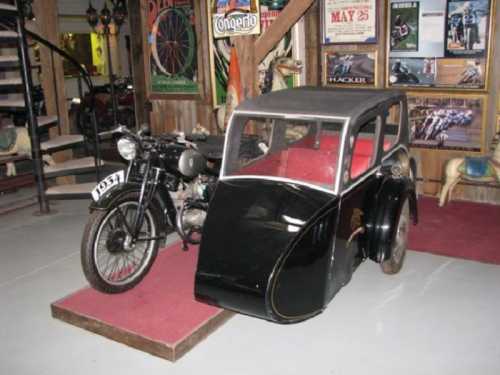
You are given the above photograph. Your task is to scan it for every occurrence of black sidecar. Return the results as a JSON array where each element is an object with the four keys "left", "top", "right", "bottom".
[{"left": 195, "top": 87, "right": 418, "bottom": 323}]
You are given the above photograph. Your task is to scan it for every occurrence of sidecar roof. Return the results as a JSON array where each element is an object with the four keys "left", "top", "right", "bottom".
[{"left": 235, "top": 86, "right": 404, "bottom": 124}]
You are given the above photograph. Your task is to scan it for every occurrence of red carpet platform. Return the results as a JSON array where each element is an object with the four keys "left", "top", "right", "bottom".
[
  {"left": 409, "top": 197, "right": 500, "bottom": 265},
  {"left": 51, "top": 243, "right": 233, "bottom": 361}
]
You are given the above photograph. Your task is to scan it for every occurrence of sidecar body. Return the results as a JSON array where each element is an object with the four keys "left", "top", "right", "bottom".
[{"left": 195, "top": 87, "right": 418, "bottom": 323}]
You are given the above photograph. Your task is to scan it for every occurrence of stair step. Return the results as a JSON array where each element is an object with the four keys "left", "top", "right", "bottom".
[
  {"left": 44, "top": 156, "right": 104, "bottom": 178},
  {"left": 0, "top": 98, "right": 25, "bottom": 108},
  {"left": 46, "top": 182, "right": 96, "bottom": 200},
  {"left": 3, "top": 115, "right": 58, "bottom": 129},
  {"left": 41, "top": 134, "right": 84, "bottom": 153},
  {"left": 0, "top": 154, "right": 29, "bottom": 165},
  {"left": 0, "top": 55, "right": 19, "bottom": 66},
  {"left": 0, "top": 3, "right": 17, "bottom": 12},
  {"left": 0, "top": 77, "right": 23, "bottom": 91},
  {"left": 0, "top": 31, "right": 18, "bottom": 40},
  {"left": 0, "top": 78, "right": 22, "bottom": 86},
  {"left": 0, "top": 3, "right": 17, "bottom": 17}
]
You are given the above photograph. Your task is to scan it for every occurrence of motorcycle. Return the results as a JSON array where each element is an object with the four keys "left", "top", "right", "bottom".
[
  {"left": 80, "top": 125, "right": 224, "bottom": 293},
  {"left": 75, "top": 78, "right": 136, "bottom": 138},
  {"left": 390, "top": 70, "right": 420, "bottom": 85}
]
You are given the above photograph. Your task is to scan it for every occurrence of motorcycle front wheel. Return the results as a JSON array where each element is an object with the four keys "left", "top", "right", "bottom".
[{"left": 81, "top": 193, "right": 160, "bottom": 293}]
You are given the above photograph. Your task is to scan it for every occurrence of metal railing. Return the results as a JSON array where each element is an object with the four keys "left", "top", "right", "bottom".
[{"left": 26, "top": 30, "right": 103, "bottom": 182}]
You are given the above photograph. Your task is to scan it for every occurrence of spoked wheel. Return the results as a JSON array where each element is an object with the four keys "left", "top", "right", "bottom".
[
  {"left": 81, "top": 193, "right": 160, "bottom": 293},
  {"left": 151, "top": 7, "right": 195, "bottom": 77},
  {"left": 381, "top": 198, "right": 410, "bottom": 274}
]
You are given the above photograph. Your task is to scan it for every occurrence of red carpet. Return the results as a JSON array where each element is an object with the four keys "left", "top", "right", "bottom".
[
  {"left": 409, "top": 197, "right": 500, "bottom": 264},
  {"left": 52, "top": 243, "right": 232, "bottom": 361}
]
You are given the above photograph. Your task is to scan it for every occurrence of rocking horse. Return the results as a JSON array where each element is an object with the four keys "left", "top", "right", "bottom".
[
  {"left": 0, "top": 125, "right": 54, "bottom": 177},
  {"left": 259, "top": 55, "right": 303, "bottom": 94},
  {"left": 439, "top": 141, "right": 500, "bottom": 206}
]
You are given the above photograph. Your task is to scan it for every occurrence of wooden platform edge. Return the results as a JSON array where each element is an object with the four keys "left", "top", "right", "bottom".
[{"left": 50, "top": 303, "right": 234, "bottom": 362}]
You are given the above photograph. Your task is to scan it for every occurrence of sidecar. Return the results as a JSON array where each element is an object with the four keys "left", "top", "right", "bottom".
[{"left": 195, "top": 87, "right": 418, "bottom": 323}]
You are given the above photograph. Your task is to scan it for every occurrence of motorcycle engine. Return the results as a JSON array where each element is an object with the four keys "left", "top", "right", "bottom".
[{"left": 172, "top": 176, "right": 216, "bottom": 245}]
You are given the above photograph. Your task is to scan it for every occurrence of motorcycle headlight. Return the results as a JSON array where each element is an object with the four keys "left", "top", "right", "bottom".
[{"left": 117, "top": 137, "right": 138, "bottom": 161}]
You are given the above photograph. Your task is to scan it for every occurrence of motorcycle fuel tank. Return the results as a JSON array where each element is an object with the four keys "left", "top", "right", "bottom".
[{"left": 195, "top": 179, "right": 339, "bottom": 323}]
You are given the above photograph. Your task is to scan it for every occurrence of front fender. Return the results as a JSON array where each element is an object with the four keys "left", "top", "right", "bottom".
[
  {"left": 367, "top": 177, "right": 417, "bottom": 263},
  {"left": 89, "top": 182, "right": 177, "bottom": 231}
]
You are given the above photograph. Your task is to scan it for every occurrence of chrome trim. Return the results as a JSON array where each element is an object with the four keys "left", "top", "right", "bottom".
[
  {"left": 220, "top": 175, "right": 337, "bottom": 196},
  {"left": 233, "top": 109, "right": 350, "bottom": 123},
  {"left": 334, "top": 119, "right": 350, "bottom": 194}
]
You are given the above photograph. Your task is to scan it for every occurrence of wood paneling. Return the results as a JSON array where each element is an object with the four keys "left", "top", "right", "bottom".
[
  {"left": 304, "top": 2, "right": 320, "bottom": 86},
  {"left": 136, "top": 0, "right": 215, "bottom": 135}
]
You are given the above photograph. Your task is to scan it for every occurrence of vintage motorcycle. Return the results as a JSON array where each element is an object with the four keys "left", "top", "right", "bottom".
[{"left": 80, "top": 125, "right": 223, "bottom": 293}]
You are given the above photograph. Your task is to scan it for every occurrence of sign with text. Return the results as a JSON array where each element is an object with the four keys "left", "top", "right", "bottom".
[
  {"left": 322, "top": 0, "right": 377, "bottom": 44},
  {"left": 212, "top": 0, "right": 261, "bottom": 39}
]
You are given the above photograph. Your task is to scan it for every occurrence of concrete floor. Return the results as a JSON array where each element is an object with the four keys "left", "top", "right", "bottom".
[{"left": 1, "top": 190, "right": 500, "bottom": 375}]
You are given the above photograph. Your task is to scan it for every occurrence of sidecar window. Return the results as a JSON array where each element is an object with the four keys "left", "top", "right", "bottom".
[
  {"left": 383, "top": 102, "right": 401, "bottom": 152},
  {"left": 225, "top": 116, "right": 342, "bottom": 190}
]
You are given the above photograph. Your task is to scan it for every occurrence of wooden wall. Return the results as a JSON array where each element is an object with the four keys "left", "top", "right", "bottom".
[
  {"left": 316, "top": 0, "right": 500, "bottom": 204},
  {"left": 129, "top": 0, "right": 499, "bottom": 204},
  {"left": 128, "top": 0, "right": 215, "bottom": 136}
]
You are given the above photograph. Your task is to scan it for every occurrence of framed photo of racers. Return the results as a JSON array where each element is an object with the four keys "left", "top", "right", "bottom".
[
  {"left": 408, "top": 92, "right": 487, "bottom": 152},
  {"left": 386, "top": 0, "right": 494, "bottom": 90},
  {"left": 322, "top": 50, "right": 377, "bottom": 87}
]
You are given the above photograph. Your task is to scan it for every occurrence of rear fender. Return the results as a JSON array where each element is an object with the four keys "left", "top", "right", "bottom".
[{"left": 366, "top": 177, "right": 417, "bottom": 263}]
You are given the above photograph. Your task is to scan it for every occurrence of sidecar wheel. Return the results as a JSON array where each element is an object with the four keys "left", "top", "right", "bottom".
[
  {"left": 81, "top": 193, "right": 161, "bottom": 293},
  {"left": 381, "top": 198, "right": 410, "bottom": 275}
]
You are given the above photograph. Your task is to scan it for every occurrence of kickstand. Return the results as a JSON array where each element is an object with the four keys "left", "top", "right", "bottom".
[{"left": 182, "top": 240, "right": 189, "bottom": 251}]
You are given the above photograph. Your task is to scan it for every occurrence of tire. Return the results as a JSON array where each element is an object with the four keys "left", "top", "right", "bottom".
[
  {"left": 381, "top": 198, "right": 410, "bottom": 274},
  {"left": 81, "top": 192, "right": 161, "bottom": 293}
]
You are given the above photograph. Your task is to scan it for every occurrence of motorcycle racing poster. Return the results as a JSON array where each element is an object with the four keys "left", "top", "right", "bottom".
[
  {"left": 147, "top": 0, "right": 200, "bottom": 95},
  {"left": 389, "top": 0, "right": 448, "bottom": 59},
  {"left": 389, "top": 57, "right": 436, "bottom": 86},
  {"left": 389, "top": 2, "right": 419, "bottom": 51},
  {"left": 211, "top": 0, "right": 260, "bottom": 38},
  {"left": 209, "top": 1, "right": 304, "bottom": 107},
  {"left": 445, "top": 0, "right": 491, "bottom": 58},
  {"left": 322, "top": 0, "right": 377, "bottom": 44},
  {"left": 408, "top": 93, "right": 485, "bottom": 152},
  {"left": 324, "top": 51, "right": 376, "bottom": 86},
  {"left": 435, "top": 58, "right": 486, "bottom": 88}
]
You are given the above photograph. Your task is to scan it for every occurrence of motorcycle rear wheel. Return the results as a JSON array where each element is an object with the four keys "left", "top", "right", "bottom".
[{"left": 81, "top": 193, "right": 161, "bottom": 293}]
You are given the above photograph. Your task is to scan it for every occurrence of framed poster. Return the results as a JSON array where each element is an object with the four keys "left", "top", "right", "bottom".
[
  {"left": 386, "top": 0, "right": 493, "bottom": 90},
  {"left": 323, "top": 50, "right": 376, "bottom": 87},
  {"left": 209, "top": 3, "right": 303, "bottom": 106},
  {"left": 322, "top": 0, "right": 377, "bottom": 44},
  {"left": 445, "top": 0, "right": 491, "bottom": 58},
  {"left": 389, "top": 1, "right": 419, "bottom": 51},
  {"left": 211, "top": 0, "right": 260, "bottom": 38},
  {"left": 408, "top": 93, "right": 486, "bottom": 152},
  {"left": 147, "top": 0, "right": 200, "bottom": 96}
]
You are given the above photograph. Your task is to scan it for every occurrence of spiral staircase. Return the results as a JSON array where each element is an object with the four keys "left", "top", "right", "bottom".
[{"left": 0, "top": 1, "right": 107, "bottom": 214}]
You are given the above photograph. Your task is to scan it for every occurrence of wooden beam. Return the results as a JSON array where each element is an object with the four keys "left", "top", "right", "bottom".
[
  {"left": 127, "top": 0, "right": 148, "bottom": 128},
  {"left": 232, "top": 35, "right": 257, "bottom": 99},
  {"left": 304, "top": 1, "right": 320, "bottom": 86},
  {"left": 254, "top": 0, "right": 315, "bottom": 63}
]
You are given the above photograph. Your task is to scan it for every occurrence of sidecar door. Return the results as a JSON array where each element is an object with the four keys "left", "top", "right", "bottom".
[{"left": 326, "top": 115, "right": 382, "bottom": 300}]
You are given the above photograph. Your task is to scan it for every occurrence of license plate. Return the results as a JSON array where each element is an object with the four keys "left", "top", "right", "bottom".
[{"left": 91, "top": 170, "right": 125, "bottom": 201}]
